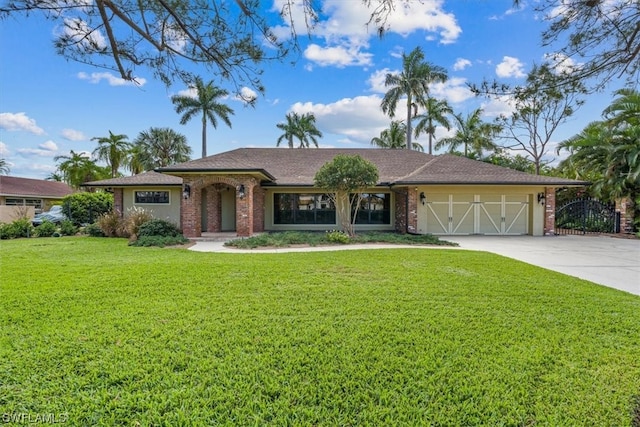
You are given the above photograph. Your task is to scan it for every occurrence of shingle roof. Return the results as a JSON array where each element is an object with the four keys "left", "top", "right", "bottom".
[
  {"left": 0, "top": 176, "right": 74, "bottom": 198},
  {"left": 157, "top": 148, "right": 587, "bottom": 187},
  {"left": 84, "top": 171, "right": 183, "bottom": 187}
]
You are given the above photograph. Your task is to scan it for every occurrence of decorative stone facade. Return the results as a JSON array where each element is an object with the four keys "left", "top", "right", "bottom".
[
  {"left": 393, "top": 188, "right": 417, "bottom": 234},
  {"left": 113, "top": 188, "right": 124, "bottom": 217}
]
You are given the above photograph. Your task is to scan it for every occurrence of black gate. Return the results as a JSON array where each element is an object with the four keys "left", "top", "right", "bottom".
[{"left": 555, "top": 197, "right": 620, "bottom": 235}]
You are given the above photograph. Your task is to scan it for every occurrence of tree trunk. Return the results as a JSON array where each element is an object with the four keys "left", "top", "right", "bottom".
[{"left": 201, "top": 114, "right": 207, "bottom": 158}]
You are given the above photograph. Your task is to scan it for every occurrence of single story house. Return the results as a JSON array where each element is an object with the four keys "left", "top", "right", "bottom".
[
  {"left": 0, "top": 176, "right": 74, "bottom": 222},
  {"left": 85, "top": 148, "right": 588, "bottom": 238}
]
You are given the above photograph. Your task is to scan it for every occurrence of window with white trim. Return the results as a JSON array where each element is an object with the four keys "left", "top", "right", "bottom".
[{"left": 134, "top": 191, "right": 170, "bottom": 204}]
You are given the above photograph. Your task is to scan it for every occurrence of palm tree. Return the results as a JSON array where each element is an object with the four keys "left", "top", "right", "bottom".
[
  {"left": 0, "top": 157, "right": 10, "bottom": 175},
  {"left": 371, "top": 121, "right": 424, "bottom": 151},
  {"left": 171, "top": 77, "right": 235, "bottom": 158},
  {"left": 54, "top": 150, "right": 109, "bottom": 188},
  {"left": 91, "top": 131, "right": 131, "bottom": 178},
  {"left": 381, "top": 46, "right": 448, "bottom": 150},
  {"left": 127, "top": 143, "right": 146, "bottom": 175},
  {"left": 133, "top": 127, "right": 192, "bottom": 170},
  {"left": 276, "top": 112, "right": 323, "bottom": 148},
  {"left": 435, "top": 108, "right": 502, "bottom": 158},
  {"left": 46, "top": 172, "right": 63, "bottom": 181},
  {"left": 414, "top": 97, "right": 452, "bottom": 154},
  {"left": 603, "top": 88, "right": 640, "bottom": 127}
]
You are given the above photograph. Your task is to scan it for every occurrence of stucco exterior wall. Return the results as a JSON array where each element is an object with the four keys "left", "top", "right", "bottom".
[{"left": 122, "top": 187, "right": 181, "bottom": 226}]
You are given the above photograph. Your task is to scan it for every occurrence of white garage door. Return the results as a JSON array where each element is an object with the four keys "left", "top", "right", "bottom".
[{"left": 425, "top": 194, "right": 529, "bottom": 235}]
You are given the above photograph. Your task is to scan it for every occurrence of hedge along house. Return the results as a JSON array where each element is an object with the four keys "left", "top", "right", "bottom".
[
  {"left": 84, "top": 171, "right": 183, "bottom": 224},
  {"left": 151, "top": 148, "right": 588, "bottom": 238}
]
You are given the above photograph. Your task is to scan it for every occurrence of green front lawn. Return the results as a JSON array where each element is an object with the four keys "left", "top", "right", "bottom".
[{"left": 1, "top": 238, "right": 639, "bottom": 426}]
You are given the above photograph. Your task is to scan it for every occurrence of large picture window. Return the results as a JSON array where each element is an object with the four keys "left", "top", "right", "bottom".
[
  {"left": 135, "top": 191, "right": 169, "bottom": 204},
  {"left": 354, "top": 193, "right": 391, "bottom": 224},
  {"left": 274, "top": 193, "right": 336, "bottom": 224}
]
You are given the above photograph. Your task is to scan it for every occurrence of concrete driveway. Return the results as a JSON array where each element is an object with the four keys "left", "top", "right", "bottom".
[{"left": 445, "top": 235, "right": 640, "bottom": 296}]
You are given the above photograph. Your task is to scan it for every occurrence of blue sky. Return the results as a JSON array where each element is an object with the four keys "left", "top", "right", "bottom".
[{"left": 0, "top": 0, "right": 625, "bottom": 179}]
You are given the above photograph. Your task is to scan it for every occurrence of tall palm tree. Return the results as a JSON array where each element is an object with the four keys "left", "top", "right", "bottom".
[
  {"left": 91, "top": 130, "right": 131, "bottom": 178},
  {"left": 127, "top": 143, "right": 146, "bottom": 175},
  {"left": 0, "top": 157, "right": 10, "bottom": 175},
  {"left": 435, "top": 108, "right": 502, "bottom": 158},
  {"left": 171, "top": 77, "right": 235, "bottom": 158},
  {"left": 414, "top": 97, "right": 453, "bottom": 154},
  {"left": 54, "top": 150, "right": 108, "bottom": 188},
  {"left": 381, "top": 46, "right": 448, "bottom": 151},
  {"left": 603, "top": 88, "right": 640, "bottom": 127},
  {"left": 276, "top": 112, "right": 323, "bottom": 148},
  {"left": 133, "top": 127, "right": 192, "bottom": 170},
  {"left": 371, "top": 121, "right": 424, "bottom": 151}
]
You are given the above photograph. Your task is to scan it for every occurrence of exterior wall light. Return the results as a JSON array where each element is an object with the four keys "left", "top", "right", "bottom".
[
  {"left": 420, "top": 192, "right": 426, "bottom": 205},
  {"left": 182, "top": 184, "right": 191, "bottom": 199},
  {"left": 238, "top": 184, "right": 246, "bottom": 199},
  {"left": 537, "top": 192, "right": 546, "bottom": 205}
]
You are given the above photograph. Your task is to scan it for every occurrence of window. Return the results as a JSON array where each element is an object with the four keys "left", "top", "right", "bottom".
[
  {"left": 354, "top": 193, "right": 391, "bottom": 224},
  {"left": 135, "top": 191, "right": 169, "bottom": 204},
  {"left": 5, "top": 198, "right": 43, "bottom": 212},
  {"left": 274, "top": 193, "right": 336, "bottom": 224}
]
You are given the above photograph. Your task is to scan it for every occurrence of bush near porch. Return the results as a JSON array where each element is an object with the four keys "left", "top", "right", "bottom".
[{"left": 1, "top": 238, "right": 639, "bottom": 426}]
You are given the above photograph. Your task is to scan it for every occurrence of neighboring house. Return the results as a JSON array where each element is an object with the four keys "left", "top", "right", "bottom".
[
  {"left": 84, "top": 171, "right": 183, "bottom": 225},
  {"left": 0, "top": 176, "right": 74, "bottom": 223},
  {"left": 86, "top": 148, "right": 588, "bottom": 238}
]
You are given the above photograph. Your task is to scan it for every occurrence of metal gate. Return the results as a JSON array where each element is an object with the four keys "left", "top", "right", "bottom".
[{"left": 556, "top": 197, "right": 620, "bottom": 235}]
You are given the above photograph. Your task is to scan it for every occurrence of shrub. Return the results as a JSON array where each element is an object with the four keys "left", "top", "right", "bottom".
[
  {"left": 326, "top": 230, "right": 350, "bottom": 244},
  {"left": 137, "top": 219, "right": 182, "bottom": 238},
  {"left": 97, "top": 210, "right": 124, "bottom": 237},
  {"left": 129, "top": 235, "right": 189, "bottom": 247},
  {"left": 59, "top": 220, "right": 78, "bottom": 236},
  {"left": 84, "top": 223, "right": 105, "bottom": 237},
  {"left": 35, "top": 220, "right": 57, "bottom": 237},
  {"left": 62, "top": 192, "right": 113, "bottom": 226},
  {"left": 123, "top": 207, "right": 153, "bottom": 238},
  {"left": 0, "top": 218, "right": 34, "bottom": 239}
]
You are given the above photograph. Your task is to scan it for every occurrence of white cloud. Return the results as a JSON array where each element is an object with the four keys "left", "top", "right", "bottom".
[
  {"left": 16, "top": 140, "right": 59, "bottom": 158},
  {"left": 39, "top": 140, "right": 58, "bottom": 151},
  {"left": 0, "top": 112, "right": 45, "bottom": 135},
  {"left": 236, "top": 87, "right": 258, "bottom": 104},
  {"left": 496, "top": 56, "right": 526, "bottom": 78},
  {"left": 453, "top": 58, "right": 471, "bottom": 71},
  {"left": 77, "top": 72, "right": 146, "bottom": 87},
  {"left": 60, "top": 128, "right": 87, "bottom": 141},
  {"left": 367, "top": 68, "right": 392, "bottom": 93},
  {"left": 480, "top": 95, "right": 516, "bottom": 118},
  {"left": 59, "top": 17, "right": 107, "bottom": 50},
  {"left": 429, "top": 77, "right": 474, "bottom": 104},
  {"left": 0, "top": 141, "right": 9, "bottom": 155},
  {"left": 272, "top": 0, "right": 461, "bottom": 69},
  {"left": 290, "top": 95, "right": 395, "bottom": 145},
  {"left": 543, "top": 53, "right": 583, "bottom": 75},
  {"left": 304, "top": 43, "right": 373, "bottom": 67}
]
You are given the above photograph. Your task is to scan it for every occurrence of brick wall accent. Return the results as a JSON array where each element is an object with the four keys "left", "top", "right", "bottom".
[
  {"left": 113, "top": 188, "right": 124, "bottom": 217},
  {"left": 407, "top": 187, "right": 418, "bottom": 234},
  {"left": 206, "top": 188, "right": 221, "bottom": 232},
  {"left": 179, "top": 174, "right": 261, "bottom": 238},
  {"left": 394, "top": 189, "right": 409, "bottom": 233},
  {"left": 617, "top": 197, "right": 634, "bottom": 234},
  {"left": 543, "top": 187, "right": 556, "bottom": 236},
  {"left": 252, "top": 186, "right": 265, "bottom": 233}
]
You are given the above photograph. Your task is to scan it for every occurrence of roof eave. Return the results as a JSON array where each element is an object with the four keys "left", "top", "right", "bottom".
[{"left": 156, "top": 168, "right": 277, "bottom": 182}]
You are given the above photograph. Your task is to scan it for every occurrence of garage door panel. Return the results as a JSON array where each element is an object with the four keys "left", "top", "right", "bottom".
[{"left": 422, "top": 193, "right": 529, "bottom": 235}]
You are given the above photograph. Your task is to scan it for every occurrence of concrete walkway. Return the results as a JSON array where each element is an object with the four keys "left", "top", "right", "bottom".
[{"left": 189, "top": 235, "right": 640, "bottom": 296}]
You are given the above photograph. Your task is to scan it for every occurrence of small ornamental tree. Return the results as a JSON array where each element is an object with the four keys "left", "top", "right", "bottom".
[{"left": 314, "top": 155, "right": 379, "bottom": 237}]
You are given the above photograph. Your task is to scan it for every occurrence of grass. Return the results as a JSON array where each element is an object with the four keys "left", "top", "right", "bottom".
[
  {"left": 1, "top": 237, "right": 639, "bottom": 426},
  {"left": 224, "top": 230, "right": 455, "bottom": 249}
]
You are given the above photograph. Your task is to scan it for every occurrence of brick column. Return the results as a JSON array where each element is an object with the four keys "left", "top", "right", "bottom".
[
  {"left": 543, "top": 187, "right": 556, "bottom": 236},
  {"left": 181, "top": 180, "right": 201, "bottom": 238},
  {"left": 394, "top": 188, "right": 409, "bottom": 234},
  {"left": 617, "top": 197, "right": 634, "bottom": 234},
  {"left": 112, "top": 188, "right": 124, "bottom": 217},
  {"left": 252, "top": 186, "right": 265, "bottom": 233},
  {"left": 206, "top": 188, "right": 221, "bottom": 232},
  {"left": 407, "top": 187, "right": 418, "bottom": 234},
  {"left": 236, "top": 182, "right": 253, "bottom": 237}
]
